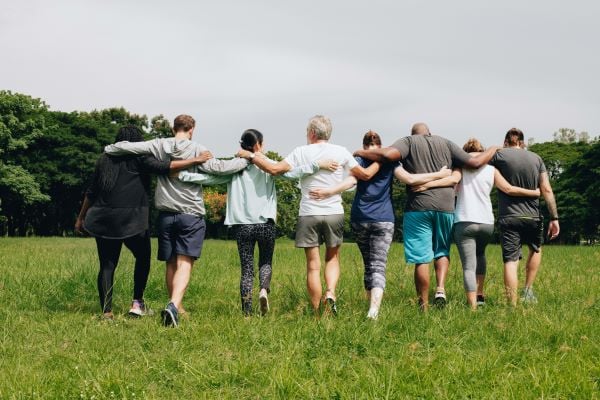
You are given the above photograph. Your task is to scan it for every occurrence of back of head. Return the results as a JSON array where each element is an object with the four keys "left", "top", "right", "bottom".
[
  {"left": 173, "top": 114, "right": 195, "bottom": 134},
  {"left": 307, "top": 115, "right": 332, "bottom": 140},
  {"left": 240, "top": 129, "right": 263, "bottom": 151},
  {"left": 362, "top": 130, "right": 382, "bottom": 148},
  {"left": 463, "top": 138, "right": 484, "bottom": 153},
  {"left": 411, "top": 122, "right": 430, "bottom": 136},
  {"left": 504, "top": 127, "right": 524, "bottom": 147},
  {"left": 115, "top": 125, "right": 144, "bottom": 143}
]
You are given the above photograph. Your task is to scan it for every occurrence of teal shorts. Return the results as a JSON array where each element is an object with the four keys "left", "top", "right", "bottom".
[{"left": 403, "top": 211, "right": 454, "bottom": 264}]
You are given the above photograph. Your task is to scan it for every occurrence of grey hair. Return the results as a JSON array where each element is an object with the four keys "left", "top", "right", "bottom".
[{"left": 306, "top": 115, "right": 332, "bottom": 140}]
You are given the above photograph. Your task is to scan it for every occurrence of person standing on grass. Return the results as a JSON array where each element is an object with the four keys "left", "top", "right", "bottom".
[
  {"left": 177, "top": 129, "right": 338, "bottom": 316},
  {"left": 104, "top": 115, "right": 249, "bottom": 327},
  {"left": 354, "top": 122, "right": 499, "bottom": 310},
  {"left": 488, "top": 128, "right": 560, "bottom": 305},
  {"left": 309, "top": 130, "right": 451, "bottom": 319},
  {"left": 237, "top": 115, "right": 379, "bottom": 315},
  {"left": 75, "top": 125, "right": 211, "bottom": 320},
  {"left": 412, "top": 138, "right": 541, "bottom": 309}
]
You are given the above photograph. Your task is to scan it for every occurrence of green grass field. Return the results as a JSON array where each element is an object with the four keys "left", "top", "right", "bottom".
[{"left": 0, "top": 238, "right": 598, "bottom": 399}]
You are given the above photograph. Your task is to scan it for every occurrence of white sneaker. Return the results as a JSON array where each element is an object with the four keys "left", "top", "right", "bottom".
[
  {"left": 259, "top": 289, "right": 269, "bottom": 316},
  {"left": 128, "top": 300, "right": 153, "bottom": 317}
]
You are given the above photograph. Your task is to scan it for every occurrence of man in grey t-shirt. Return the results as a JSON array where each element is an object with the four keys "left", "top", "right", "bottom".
[
  {"left": 489, "top": 128, "right": 560, "bottom": 305},
  {"left": 355, "top": 122, "right": 499, "bottom": 310}
]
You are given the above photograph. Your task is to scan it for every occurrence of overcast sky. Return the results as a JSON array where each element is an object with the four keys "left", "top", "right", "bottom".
[{"left": 1, "top": 1, "right": 599, "bottom": 156}]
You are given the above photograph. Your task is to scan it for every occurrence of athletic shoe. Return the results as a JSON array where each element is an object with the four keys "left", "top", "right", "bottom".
[
  {"left": 325, "top": 297, "right": 338, "bottom": 316},
  {"left": 161, "top": 302, "right": 179, "bottom": 327},
  {"left": 476, "top": 295, "right": 485, "bottom": 306},
  {"left": 101, "top": 311, "right": 114, "bottom": 321},
  {"left": 259, "top": 289, "right": 269, "bottom": 316},
  {"left": 521, "top": 287, "right": 538, "bottom": 304},
  {"left": 366, "top": 307, "right": 379, "bottom": 320},
  {"left": 128, "top": 300, "right": 152, "bottom": 317},
  {"left": 433, "top": 290, "right": 447, "bottom": 308}
]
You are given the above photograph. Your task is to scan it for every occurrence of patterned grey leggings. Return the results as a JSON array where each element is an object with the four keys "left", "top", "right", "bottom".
[
  {"left": 352, "top": 221, "right": 395, "bottom": 290},
  {"left": 453, "top": 222, "right": 494, "bottom": 292},
  {"left": 234, "top": 222, "right": 276, "bottom": 314}
]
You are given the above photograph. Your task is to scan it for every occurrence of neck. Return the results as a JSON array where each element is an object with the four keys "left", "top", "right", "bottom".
[{"left": 174, "top": 131, "right": 190, "bottom": 140}]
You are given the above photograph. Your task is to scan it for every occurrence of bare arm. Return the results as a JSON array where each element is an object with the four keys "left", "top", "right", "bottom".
[
  {"left": 353, "top": 146, "right": 402, "bottom": 163},
  {"left": 169, "top": 151, "right": 213, "bottom": 172},
  {"left": 237, "top": 150, "right": 292, "bottom": 175},
  {"left": 494, "top": 169, "right": 540, "bottom": 197},
  {"left": 349, "top": 162, "right": 380, "bottom": 181},
  {"left": 309, "top": 175, "right": 358, "bottom": 200},
  {"left": 462, "top": 146, "right": 500, "bottom": 168},
  {"left": 394, "top": 165, "right": 451, "bottom": 185},
  {"left": 75, "top": 195, "right": 92, "bottom": 235},
  {"left": 540, "top": 171, "right": 560, "bottom": 240},
  {"left": 412, "top": 169, "right": 462, "bottom": 192}
]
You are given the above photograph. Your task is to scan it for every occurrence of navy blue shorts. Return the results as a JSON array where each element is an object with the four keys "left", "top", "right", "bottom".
[{"left": 156, "top": 212, "right": 206, "bottom": 261}]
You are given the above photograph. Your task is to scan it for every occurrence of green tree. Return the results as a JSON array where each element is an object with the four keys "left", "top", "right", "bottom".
[
  {"left": 0, "top": 91, "right": 50, "bottom": 234},
  {"left": 149, "top": 114, "right": 172, "bottom": 139}
]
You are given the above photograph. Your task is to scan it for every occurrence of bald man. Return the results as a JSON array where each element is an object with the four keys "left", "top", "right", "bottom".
[{"left": 355, "top": 123, "right": 499, "bottom": 310}]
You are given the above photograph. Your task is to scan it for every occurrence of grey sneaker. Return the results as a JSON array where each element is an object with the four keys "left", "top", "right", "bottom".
[
  {"left": 161, "top": 302, "right": 179, "bottom": 327},
  {"left": 521, "top": 287, "right": 538, "bottom": 304},
  {"left": 325, "top": 297, "right": 338, "bottom": 316}
]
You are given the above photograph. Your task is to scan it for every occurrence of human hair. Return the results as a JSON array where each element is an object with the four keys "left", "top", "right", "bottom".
[
  {"left": 96, "top": 125, "right": 145, "bottom": 193},
  {"left": 173, "top": 114, "right": 195, "bottom": 133},
  {"left": 463, "top": 138, "right": 484, "bottom": 153},
  {"left": 411, "top": 122, "right": 430, "bottom": 136},
  {"left": 240, "top": 129, "right": 263, "bottom": 151},
  {"left": 505, "top": 127, "right": 524, "bottom": 146},
  {"left": 362, "top": 130, "right": 382, "bottom": 147},
  {"left": 307, "top": 115, "right": 332, "bottom": 140}
]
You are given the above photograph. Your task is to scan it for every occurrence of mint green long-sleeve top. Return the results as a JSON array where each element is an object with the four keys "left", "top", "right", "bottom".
[{"left": 178, "top": 160, "right": 320, "bottom": 225}]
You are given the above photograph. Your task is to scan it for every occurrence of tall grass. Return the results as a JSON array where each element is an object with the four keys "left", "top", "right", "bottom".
[{"left": 0, "top": 238, "right": 598, "bottom": 399}]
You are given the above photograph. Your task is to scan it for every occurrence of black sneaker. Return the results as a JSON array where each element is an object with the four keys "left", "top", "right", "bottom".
[
  {"left": 161, "top": 302, "right": 179, "bottom": 327},
  {"left": 476, "top": 295, "right": 485, "bottom": 306}
]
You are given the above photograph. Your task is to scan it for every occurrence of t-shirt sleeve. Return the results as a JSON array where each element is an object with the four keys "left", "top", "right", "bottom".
[
  {"left": 488, "top": 151, "right": 499, "bottom": 167},
  {"left": 538, "top": 156, "right": 547, "bottom": 174},
  {"left": 390, "top": 137, "right": 410, "bottom": 159},
  {"left": 283, "top": 148, "right": 301, "bottom": 169},
  {"left": 345, "top": 149, "right": 359, "bottom": 169},
  {"left": 447, "top": 140, "right": 472, "bottom": 167}
]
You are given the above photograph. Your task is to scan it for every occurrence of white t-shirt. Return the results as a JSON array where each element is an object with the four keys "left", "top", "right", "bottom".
[
  {"left": 454, "top": 164, "right": 495, "bottom": 225},
  {"left": 284, "top": 142, "right": 358, "bottom": 216}
]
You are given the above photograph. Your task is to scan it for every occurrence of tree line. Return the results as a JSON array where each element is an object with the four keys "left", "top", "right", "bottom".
[{"left": 0, "top": 91, "right": 598, "bottom": 244}]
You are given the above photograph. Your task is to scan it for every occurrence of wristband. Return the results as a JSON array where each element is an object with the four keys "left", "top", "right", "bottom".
[{"left": 550, "top": 217, "right": 559, "bottom": 221}]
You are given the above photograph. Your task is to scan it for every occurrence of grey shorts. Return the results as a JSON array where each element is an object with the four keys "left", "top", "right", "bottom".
[{"left": 295, "top": 214, "right": 344, "bottom": 248}]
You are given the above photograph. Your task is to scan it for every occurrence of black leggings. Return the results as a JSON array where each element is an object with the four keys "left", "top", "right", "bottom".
[
  {"left": 95, "top": 231, "right": 151, "bottom": 313},
  {"left": 235, "top": 222, "right": 276, "bottom": 314}
]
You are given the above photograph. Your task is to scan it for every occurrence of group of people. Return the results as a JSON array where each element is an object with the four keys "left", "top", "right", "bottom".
[{"left": 75, "top": 114, "right": 560, "bottom": 326}]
